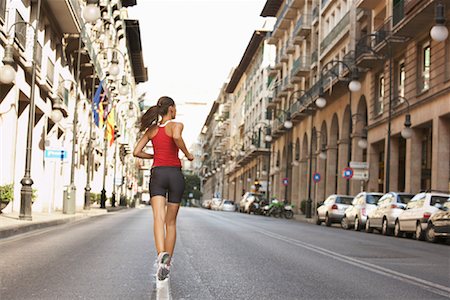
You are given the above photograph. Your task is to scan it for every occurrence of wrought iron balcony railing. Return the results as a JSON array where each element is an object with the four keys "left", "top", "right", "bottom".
[{"left": 320, "top": 11, "right": 350, "bottom": 53}]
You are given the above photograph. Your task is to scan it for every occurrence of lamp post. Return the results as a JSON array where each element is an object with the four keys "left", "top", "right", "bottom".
[
  {"left": 0, "top": 0, "right": 42, "bottom": 220},
  {"left": 272, "top": 109, "right": 293, "bottom": 204},
  {"left": 316, "top": 59, "right": 360, "bottom": 195},
  {"left": 110, "top": 100, "right": 140, "bottom": 208}
]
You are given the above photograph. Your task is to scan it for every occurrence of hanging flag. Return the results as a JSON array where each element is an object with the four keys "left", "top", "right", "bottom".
[
  {"left": 106, "top": 107, "right": 115, "bottom": 146},
  {"left": 93, "top": 81, "right": 103, "bottom": 127}
]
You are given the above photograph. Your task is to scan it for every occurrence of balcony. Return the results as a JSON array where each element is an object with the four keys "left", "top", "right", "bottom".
[
  {"left": 320, "top": 11, "right": 350, "bottom": 54},
  {"left": 291, "top": 56, "right": 311, "bottom": 79},
  {"left": 392, "top": 0, "right": 436, "bottom": 38},
  {"left": 289, "top": 99, "right": 311, "bottom": 123},
  {"left": 286, "top": 43, "right": 296, "bottom": 54},
  {"left": 45, "top": 0, "right": 81, "bottom": 34},
  {"left": 356, "top": 0, "right": 379, "bottom": 9},
  {"left": 272, "top": 1, "right": 296, "bottom": 38},
  {"left": 284, "top": 82, "right": 294, "bottom": 92},
  {"left": 267, "top": 96, "right": 277, "bottom": 108},
  {"left": 280, "top": 52, "right": 289, "bottom": 63},
  {"left": 393, "top": 0, "right": 405, "bottom": 27},
  {"left": 293, "top": 14, "right": 312, "bottom": 38},
  {"left": 268, "top": 67, "right": 279, "bottom": 77},
  {"left": 311, "top": 50, "right": 318, "bottom": 66}
]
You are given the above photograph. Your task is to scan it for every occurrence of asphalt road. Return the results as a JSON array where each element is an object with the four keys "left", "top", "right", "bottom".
[{"left": 0, "top": 206, "right": 449, "bottom": 300}]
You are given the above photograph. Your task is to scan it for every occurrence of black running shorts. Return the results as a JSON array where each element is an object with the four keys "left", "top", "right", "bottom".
[{"left": 150, "top": 166, "right": 185, "bottom": 204}]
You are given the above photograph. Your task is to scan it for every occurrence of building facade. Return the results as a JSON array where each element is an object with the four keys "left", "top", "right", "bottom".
[
  {"left": 199, "top": 0, "right": 450, "bottom": 215},
  {"left": 0, "top": 0, "right": 147, "bottom": 215}
]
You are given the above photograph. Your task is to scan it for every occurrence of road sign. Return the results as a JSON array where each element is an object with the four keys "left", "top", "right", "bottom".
[
  {"left": 342, "top": 167, "right": 354, "bottom": 179},
  {"left": 350, "top": 161, "right": 369, "bottom": 169},
  {"left": 44, "top": 149, "right": 67, "bottom": 161},
  {"left": 282, "top": 178, "right": 289, "bottom": 186},
  {"left": 352, "top": 169, "right": 369, "bottom": 181},
  {"left": 313, "top": 172, "right": 321, "bottom": 183},
  {"left": 114, "top": 177, "right": 123, "bottom": 185}
]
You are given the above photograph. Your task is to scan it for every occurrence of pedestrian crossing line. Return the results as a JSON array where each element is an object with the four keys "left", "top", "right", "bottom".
[{"left": 211, "top": 213, "right": 450, "bottom": 299}]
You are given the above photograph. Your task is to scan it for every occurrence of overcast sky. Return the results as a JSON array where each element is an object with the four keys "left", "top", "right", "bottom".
[{"left": 128, "top": 0, "right": 268, "bottom": 147}]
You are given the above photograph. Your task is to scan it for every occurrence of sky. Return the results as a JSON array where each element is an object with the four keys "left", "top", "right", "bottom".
[{"left": 128, "top": 0, "right": 268, "bottom": 147}]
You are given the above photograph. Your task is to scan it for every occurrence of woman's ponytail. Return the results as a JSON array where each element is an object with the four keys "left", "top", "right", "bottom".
[
  {"left": 139, "top": 96, "right": 175, "bottom": 132},
  {"left": 139, "top": 105, "right": 159, "bottom": 132}
]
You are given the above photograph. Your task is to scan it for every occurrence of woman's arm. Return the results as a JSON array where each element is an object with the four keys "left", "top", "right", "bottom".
[
  {"left": 172, "top": 123, "right": 194, "bottom": 161},
  {"left": 133, "top": 129, "right": 154, "bottom": 159}
]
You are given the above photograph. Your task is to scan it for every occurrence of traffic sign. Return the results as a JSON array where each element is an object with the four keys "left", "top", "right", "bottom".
[
  {"left": 282, "top": 178, "right": 289, "bottom": 186},
  {"left": 352, "top": 169, "right": 369, "bottom": 181},
  {"left": 44, "top": 149, "right": 67, "bottom": 161},
  {"left": 350, "top": 161, "right": 369, "bottom": 169},
  {"left": 313, "top": 172, "right": 321, "bottom": 183},
  {"left": 342, "top": 167, "right": 354, "bottom": 179}
]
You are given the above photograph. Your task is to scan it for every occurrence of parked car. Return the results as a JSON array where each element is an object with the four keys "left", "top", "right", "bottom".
[
  {"left": 426, "top": 202, "right": 450, "bottom": 243},
  {"left": 202, "top": 199, "right": 212, "bottom": 209},
  {"left": 211, "top": 198, "right": 222, "bottom": 211},
  {"left": 394, "top": 192, "right": 450, "bottom": 241},
  {"left": 238, "top": 193, "right": 262, "bottom": 213},
  {"left": 316, "top": 195, "right": 354, "bottom": 226},
  {"left": 341, "top": 192, "right": 383, "bottom": 231},
  {"left": 220, "top": 200, "right": 236, "bottom": 212},
  {"left": 366, "top": 192, "right": 415, "bottom": 235}
]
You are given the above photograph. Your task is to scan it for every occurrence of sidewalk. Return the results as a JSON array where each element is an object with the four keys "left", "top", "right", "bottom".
[
  {"left": 0, "top": 205, "right": 129, "bottom": 239},
  {"left": 293, "top": 213, "right": 317, "bottom": 224}
]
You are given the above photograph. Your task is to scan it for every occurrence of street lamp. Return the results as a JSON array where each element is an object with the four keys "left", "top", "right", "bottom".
[
  {"left": 119, "top": 75, "right": 129, "bottom": 96},
  {"left": 0, "top": 1, "right": 42, "bottom": 220},
  {"left": 109, "top": 52, "right": 121, "bottom": 76},
  {"left": 430, "top": 2, "right": 448, "bottom": 42},
  {"left": 395, "top": 96, "right": 413, "bottom": 140},
  {"left": 0, "top": 44, "right": 15, "bottom": 84},
  {"left": 82, "top": 0, "right": 101, "bottom": 23}
]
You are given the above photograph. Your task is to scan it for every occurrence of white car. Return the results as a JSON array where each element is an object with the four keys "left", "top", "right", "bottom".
[
  {"left": 394, "top": 192, "right": 450, "bottom": 240},
  {"left": 366, "top": 192, "right": 415, "bottom": 235},
  {"left": 210, "top": 198, "right": 222, "bottom": 211},
  {"left": 220, "top": 200, "right": 236, "bottom": 212},
  {"left": 341, "top": 192, "right": 383, "bottom": 231},
  {"left": 316, "top": 195, "right": 354, "bottom": 226}
]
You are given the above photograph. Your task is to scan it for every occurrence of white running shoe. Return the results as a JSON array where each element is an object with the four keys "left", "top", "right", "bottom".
[{"left": 156, "top": 252, "right": 171, "bottom": 281}]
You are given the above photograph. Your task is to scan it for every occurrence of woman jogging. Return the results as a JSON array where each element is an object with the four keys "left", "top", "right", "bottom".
[{"left": 133, "top": 96, "right": 194, "bottom": 281}]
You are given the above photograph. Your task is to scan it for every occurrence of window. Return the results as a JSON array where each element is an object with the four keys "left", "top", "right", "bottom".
[
  {"left": 375, "top": 73, "right": 384, "bottom": 115},
  {"left": 14, "top": 11, "right": 26, "bottom": 49},
  {"left": 419, "top": 42, "right": 431, "bottom": 92},
  {"left": 397, "top": 59, "right": 406, "bottom": 101},
  {"left": 0, "top": 0, "right": 6, "bottom": 22}
]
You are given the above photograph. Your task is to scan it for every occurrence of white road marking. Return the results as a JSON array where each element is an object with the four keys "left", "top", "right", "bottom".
[
  {"left": 211, "top": 212, "right": 450, "bottom": 299},
  {"left": 156, "top": 278, "right": 172, "bottom": 300}
]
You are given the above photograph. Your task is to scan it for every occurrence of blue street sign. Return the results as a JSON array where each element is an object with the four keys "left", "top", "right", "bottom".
[
  {"left": 342, "top": 167, "right": 354, "bottom": 179},
  {"left": 313, "top": 172, "right": 321, "bottom": 183},
  {"left": 44, "top": 149, "right": 67, "bottom": 161},
  {"left": 282, "top": 178, "right": 289, "bottom": 186}
]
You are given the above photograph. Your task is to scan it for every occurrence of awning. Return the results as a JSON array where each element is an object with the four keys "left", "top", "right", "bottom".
[
  {"left": 125, "top": 19, "right": 148, "bottom": 84},
  {"left": 260, "top": 0, "right": 283, "bottom": 17}
]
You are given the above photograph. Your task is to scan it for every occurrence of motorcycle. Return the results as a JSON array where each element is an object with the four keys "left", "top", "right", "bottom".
[{"left": 265, "top": 199, "right": 294, "bottom": 219}]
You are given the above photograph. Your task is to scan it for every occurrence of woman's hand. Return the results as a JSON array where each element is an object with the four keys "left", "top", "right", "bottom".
[{"left": 186, "top": 153, "right": 194, "bottom": 161}]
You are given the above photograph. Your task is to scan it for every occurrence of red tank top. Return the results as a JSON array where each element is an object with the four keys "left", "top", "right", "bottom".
[{"left": 151, "top": 122, "right": 182, "bottom": 167}]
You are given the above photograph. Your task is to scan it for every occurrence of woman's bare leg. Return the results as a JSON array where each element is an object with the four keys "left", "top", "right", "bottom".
[
  {"left": 151, "top": 196, "right": 167, "bottom": 254},
  {"left": 164, "top": 203, "right": 180, "bottom": 257}
]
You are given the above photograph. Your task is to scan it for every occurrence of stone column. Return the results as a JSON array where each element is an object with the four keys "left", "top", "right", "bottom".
[
  {"left": 368, "top": 142, "right": 380, "bottom": 192},
  {"left": 326, "top": 145, "right": 338, "bottom": 196},
  {"left": 337, "top": 139, "right": 349, "bottom": 194},
  {"left": 291, "top": 164, "right": 300, "bottom": 210},
  {"left": 299, "top": 159, "right": 308, "bottom": 204},
  {"left": 315, "top": 149, "right": 327, "bottom": 202},
  {"left": 405, "top": 129, "right": 422, "bottom": 194},
  {"left": 432, "top": 117, "right": 450, "bottom": 191},
  {"left": 387, "top": 137, "right": 399, "bottom": 192}
]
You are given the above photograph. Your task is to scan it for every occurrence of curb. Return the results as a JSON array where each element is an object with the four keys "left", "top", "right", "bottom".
[
  {"left": 293, "top": 214, "right": 317, "bottom": 224},
  {"left": 0, "top": 207, "right": 130, "bottom": 240}
]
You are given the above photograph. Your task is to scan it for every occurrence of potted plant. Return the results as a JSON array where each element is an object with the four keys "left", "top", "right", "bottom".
[{"left": 0, "top": 184, "right": 14, "bottom": 213}]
